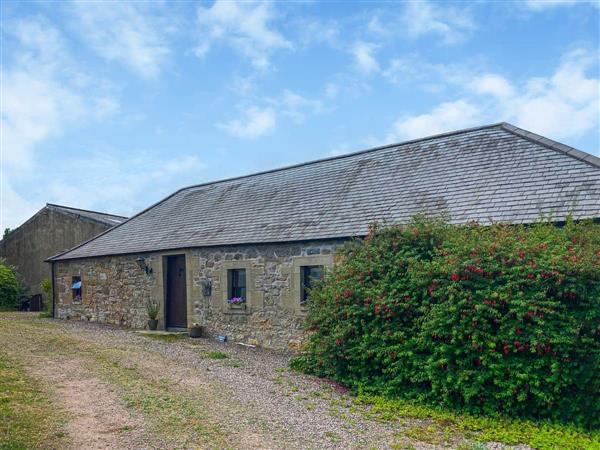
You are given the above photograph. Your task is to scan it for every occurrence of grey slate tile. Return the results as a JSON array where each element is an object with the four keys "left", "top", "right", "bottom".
[{"left": 50, "top": 123, "right": 600, "bottom": 261}]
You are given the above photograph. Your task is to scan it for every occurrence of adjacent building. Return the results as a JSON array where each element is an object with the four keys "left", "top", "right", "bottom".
[
  {"left": 47, "top": 123, "right": 600, "bottom": 348},
  {"left": 1, "top": 204, "right": 127, "bottom": 309}
]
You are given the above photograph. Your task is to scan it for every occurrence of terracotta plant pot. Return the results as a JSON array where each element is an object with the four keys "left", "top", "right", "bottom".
[
  {"left": 189, "top": 326, "right": 203, "bottom": 338},
  {"left": 147, "top": 319, "right": 158, "bottom": 330}
]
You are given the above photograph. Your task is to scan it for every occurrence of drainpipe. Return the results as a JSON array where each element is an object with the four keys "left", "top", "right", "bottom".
[{"left": 51, "top": 261, "right": 56, "bottom": 318}]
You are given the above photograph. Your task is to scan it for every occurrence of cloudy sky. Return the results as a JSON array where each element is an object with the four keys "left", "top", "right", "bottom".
[{"left": 1, "top": 0, "right": 599, "bottom": 230}]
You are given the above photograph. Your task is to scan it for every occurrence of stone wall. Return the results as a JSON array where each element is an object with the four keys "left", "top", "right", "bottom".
[
  {"left": 55, "top": 255, "right": 157, "bottom": 328},
  {"left": 54, "top": 240, "right": 344, "bottom": 349}
]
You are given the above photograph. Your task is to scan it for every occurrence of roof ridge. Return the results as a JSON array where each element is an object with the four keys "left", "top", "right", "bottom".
[
  {"left": 169, "top": 122, "right": 507, "bottom": 197},
  {"left": 47, "top": 203, "right": 128, "bottom": 219},
  {"left": 499, "top": 123, "right": 600, "bottom": 169},
  {"left": 46, "top": 122, "right": 505, "bottom": 261}
]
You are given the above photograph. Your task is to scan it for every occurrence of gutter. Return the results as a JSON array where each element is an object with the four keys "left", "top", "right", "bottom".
[{"left": 51, "top": 261, "right": 56, "bottom": 318}]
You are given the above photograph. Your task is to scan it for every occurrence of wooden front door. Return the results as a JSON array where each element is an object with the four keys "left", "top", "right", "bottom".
[{"left": 165, "top": 255, "right": 187, "bottom": 329}]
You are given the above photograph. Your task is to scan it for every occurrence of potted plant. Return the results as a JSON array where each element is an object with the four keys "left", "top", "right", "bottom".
[
  {"left": 146, "top": 300, "right": 159, "bottom": 330},
  {"left": 227, "top": 296, "right": 246, "bottom": 309},
  {"left": 189, "top": 322, "right": 203, "bottom": 338}
]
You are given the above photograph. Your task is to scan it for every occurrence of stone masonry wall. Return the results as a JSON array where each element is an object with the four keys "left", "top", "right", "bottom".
[
  {"left": 54, "top": 240, "right": 344, "bottom": 350},
  {"left": 55, "top": 256, "right": 158, "bottom": 328}
]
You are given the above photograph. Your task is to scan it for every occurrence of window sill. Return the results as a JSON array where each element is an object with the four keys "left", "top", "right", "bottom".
[{"left": 224, "top": 303, "right": 249, "bottom": 314}]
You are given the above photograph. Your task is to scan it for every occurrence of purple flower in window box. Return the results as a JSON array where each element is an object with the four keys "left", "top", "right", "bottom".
[{"left": 227, "top": 297, "right": 246, "bottom": 309}]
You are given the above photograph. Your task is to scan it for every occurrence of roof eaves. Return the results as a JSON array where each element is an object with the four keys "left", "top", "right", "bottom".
[
  {"left": 500, "top": 123, "right": 600, "bottom": 169},
  {"left": 48, "top": 235, "right": 355, "bottom": 262}
]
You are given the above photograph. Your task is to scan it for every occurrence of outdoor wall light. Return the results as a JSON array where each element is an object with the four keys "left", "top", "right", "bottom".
[
  {"left": 201, "top": 278, "right": 212, "bottom": 297},
  {"left": 136, "top": 256, "right": 153, "bottom": 275}
]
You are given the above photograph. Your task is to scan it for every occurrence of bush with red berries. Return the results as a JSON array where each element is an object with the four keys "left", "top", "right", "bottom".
[{"left": 291, "top": 217, "right": 600, "bottom": 428}]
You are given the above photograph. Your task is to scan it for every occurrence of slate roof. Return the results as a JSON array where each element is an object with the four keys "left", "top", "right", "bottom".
[
  {"left": 50, "top": 123, "right": 600, "bottom": 261},
  {"left": 46, "top": 204, "right": 128, "bottom": 227}
]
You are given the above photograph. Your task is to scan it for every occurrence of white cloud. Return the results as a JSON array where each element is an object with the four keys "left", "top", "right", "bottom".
[
  {"left": 385, "top": 48, "right": 599, "bottom": 144},
  {"left": 382, "top": 55, "right": 480, "bottom": 93},
  {"left": 352, "top": 41, "right": 380, "bottom": 74},
  {"left": 470, "top": 74, "right": 515, "bottom": 99},
  {"left": 402, "top": 1, "right": 474, "bottom": 44},
  {"left": 72, "top": 1, "right": 170, "bottom": 79},
  {"left": 524, "top": 0, "right": 600, "bottom": 10},
  {"left": 276, "top": 90, "right": 323, "bottom": 124},
  {"left": 509, "top": 49, "right": 599, "bottom": 138},
  {"left": 218, "top": 87, "right": 326, "bottom": 137},
  {"left": 293, "top": 17, "right": 339, "bottom": 47},
  {"left": 367, "top": 16, "right": 389, "bottom": 36},
  {"left": 196, "top": 0, "right": 292, "bottom": 69},
  {"left": 218, "top": 106, "right": 276, "bottom": 139},
  {"left": 44, "top": 153, "right": 205, "bottom": 217},
  {"left": 388, "top": 100, "right": 481, "bottom": 141},
  {"left": 1, "top": 17, "right": 119, "bottom": 230}
]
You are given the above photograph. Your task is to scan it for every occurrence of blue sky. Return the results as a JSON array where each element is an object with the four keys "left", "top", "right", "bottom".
[{"left": 1, "top": 0, "right": 599, "bottom": 230}]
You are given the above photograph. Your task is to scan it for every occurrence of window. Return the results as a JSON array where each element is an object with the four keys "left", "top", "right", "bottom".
[
  {"left": 300, "top": 265, "right": 324, "bottom": 304},
  {"left": 72, "top": 276, "right": 82, "bottom": 302},
  {"left": 228, "top": 269, "right": 246, "bottom": 300}
]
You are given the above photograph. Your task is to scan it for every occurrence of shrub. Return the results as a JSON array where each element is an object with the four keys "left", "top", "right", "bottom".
[
  {"left": 0, "top": 263, "right": 21, "bottom": 310},
  {"left": 291, "top": 217, "right": 600, "bottom": 428}
]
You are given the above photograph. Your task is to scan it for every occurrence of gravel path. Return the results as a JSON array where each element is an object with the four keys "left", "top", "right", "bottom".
[{"left": 0, "top": 313, "right": 529, "bottom": 450}]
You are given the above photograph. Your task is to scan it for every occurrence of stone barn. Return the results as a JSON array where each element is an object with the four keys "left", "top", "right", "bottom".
[
  {"left": 1, "top": 204, "right": 126, "bottom": 309},
  {"left": 47, "top": 123, "right": 600, "bottom": 349}
]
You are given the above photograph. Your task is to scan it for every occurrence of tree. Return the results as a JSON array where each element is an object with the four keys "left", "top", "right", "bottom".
[{"left": 0, "top": 263, "right": 21, "bottom": 310}]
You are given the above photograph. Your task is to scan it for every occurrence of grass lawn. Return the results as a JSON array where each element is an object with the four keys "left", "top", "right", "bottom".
[{"left": 0, "top": 354, "right": 65, "bottom": 450}]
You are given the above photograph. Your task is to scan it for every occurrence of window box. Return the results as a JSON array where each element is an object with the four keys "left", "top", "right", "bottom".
[{"left": 227, "top": 296, "right": 246, "bottom": 309}]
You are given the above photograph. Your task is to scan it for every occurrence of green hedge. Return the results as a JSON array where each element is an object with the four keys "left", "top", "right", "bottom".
[
  {"left": 291, "top": 218, "right": 600, "bottom": 428},
  {"left": 0, "top": 263, "right": 20, "bottom": 310}
]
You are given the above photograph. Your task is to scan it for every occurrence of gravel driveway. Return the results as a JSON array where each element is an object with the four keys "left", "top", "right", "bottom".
[{"left": 0, "top": 313, "right": 526, "bottom": 450}]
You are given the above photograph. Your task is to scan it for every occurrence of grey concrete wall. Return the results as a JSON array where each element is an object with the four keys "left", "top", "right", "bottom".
[
  {"left": 54, "top": 240, "right": 345, "bottom": 350},
  {"left": 0, "top": 208, "right": 112, "bottom": 297}
]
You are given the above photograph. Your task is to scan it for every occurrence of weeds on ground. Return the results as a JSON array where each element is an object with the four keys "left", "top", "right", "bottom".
[
  {"left": 357, "top": 395, "right": 600, "bottom": 450},
  {"left": 141, "top": 333, "right": 186, "bottom": 343},
  {"left": 206, "top": 351, "right": 228, "bottom": 359},
  {"left": 94, "top": 350, "right": 230, "bottom": 448}
]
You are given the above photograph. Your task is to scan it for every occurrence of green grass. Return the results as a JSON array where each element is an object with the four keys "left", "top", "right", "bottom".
[
  {"left": 206, "top": 351, "right": 228, "bottom": 359},
  {"left": 0, "top": 354, "right": 65, "bottom": 450},
  {"left": 141, "top": 333, "right": 186, "bottom": 343},
  {"left": 356, "top": 395, "right": 600, "bottom": 450}
]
